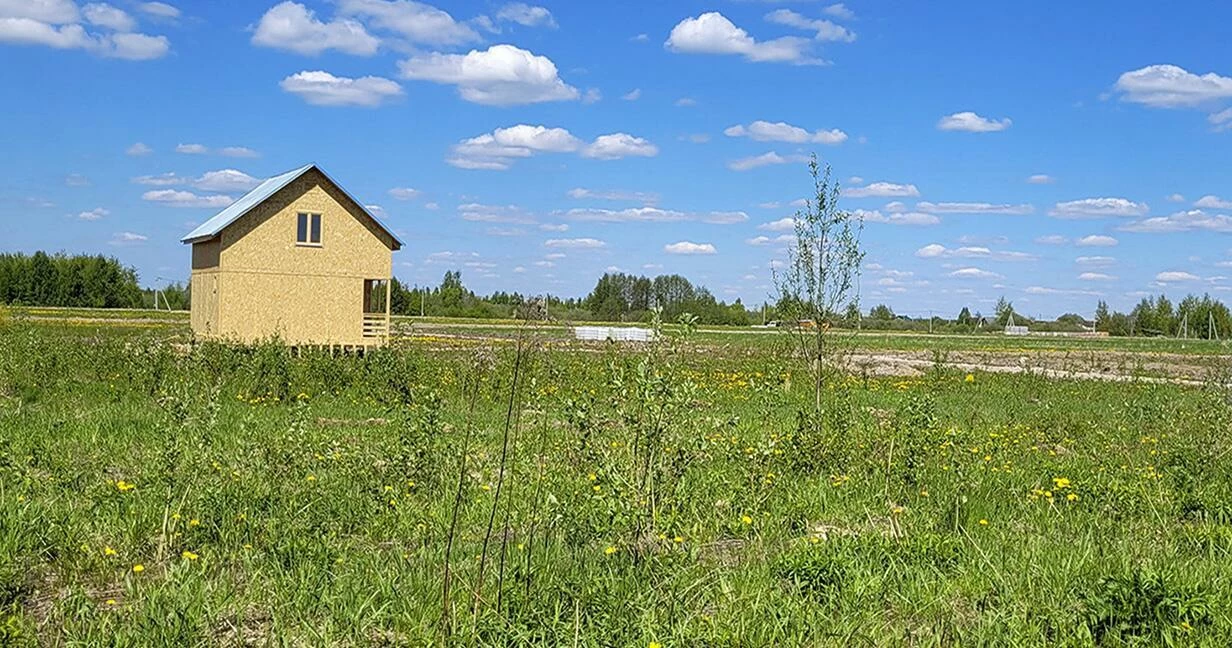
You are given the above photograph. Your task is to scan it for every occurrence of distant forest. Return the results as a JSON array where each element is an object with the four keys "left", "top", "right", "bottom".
[
  {"left": 2, "top": 252, "right": 1230, "bottom": 337},
  {"left": 0, "top": 251, "right": 186, "bottom": 310},
  {"left": 388, "top": 270, "right": 753, "bottom": 325}
]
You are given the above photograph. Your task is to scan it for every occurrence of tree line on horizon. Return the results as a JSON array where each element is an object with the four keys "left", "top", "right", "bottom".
[
  {"left": 2, "top": 252, "right": 1230, "bottom": 338},
  {"left": 0, "top": 251, "right": 185, "bottom": 310}
]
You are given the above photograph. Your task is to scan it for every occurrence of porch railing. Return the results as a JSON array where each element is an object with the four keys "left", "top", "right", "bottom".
[{"left": 362, "top": 313, "right": 389, "bottom": 340}]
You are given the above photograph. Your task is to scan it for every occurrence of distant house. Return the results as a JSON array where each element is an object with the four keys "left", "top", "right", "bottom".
[{"left": 181, "top": 164, "right": 402, "bottom": 347}]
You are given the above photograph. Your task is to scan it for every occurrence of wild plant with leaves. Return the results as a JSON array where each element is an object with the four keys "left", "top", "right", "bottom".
[{"left": 774, "top": 155, "right": 865, "bottom": 414}]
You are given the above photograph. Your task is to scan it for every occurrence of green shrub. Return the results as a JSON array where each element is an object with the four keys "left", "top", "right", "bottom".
[{"left": 1080, "top": 569, "right": 1212, "bottom": 644}]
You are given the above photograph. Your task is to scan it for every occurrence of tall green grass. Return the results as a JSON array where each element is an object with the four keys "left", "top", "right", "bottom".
[{"left": 0, "top": 321, "right": 1230, "bottom": 645}]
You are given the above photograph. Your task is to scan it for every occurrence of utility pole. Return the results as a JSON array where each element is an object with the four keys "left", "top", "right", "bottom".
[{"left": 928, "top": 309, "right": 933, "bottom": 334}]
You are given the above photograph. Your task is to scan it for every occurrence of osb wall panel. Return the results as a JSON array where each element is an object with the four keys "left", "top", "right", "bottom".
[
  {"left": 191, "top": 240, "right": 220, "bottom": 270},
  {"left": 218, "top": 168, "right": 393, "bottom": 280},
  {"left": 219, "top": 273, "right": 367, "bottom": 345},
  {"left": 189, "top": 271, "right": 220, "bottom": 335}
]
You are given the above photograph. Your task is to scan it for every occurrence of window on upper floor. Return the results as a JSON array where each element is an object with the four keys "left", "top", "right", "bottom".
[{"left": 296, "top": 213, "right": 321, "bottom": 245}]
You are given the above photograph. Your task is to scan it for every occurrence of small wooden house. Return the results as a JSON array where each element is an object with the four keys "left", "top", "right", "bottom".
[{"left": 181, "top": 164, "right": 402, "bottom": 347}]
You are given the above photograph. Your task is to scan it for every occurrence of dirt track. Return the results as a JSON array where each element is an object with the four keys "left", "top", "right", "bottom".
[{"left": 846, "top": 349, "right": 1226, "bottom": 386}]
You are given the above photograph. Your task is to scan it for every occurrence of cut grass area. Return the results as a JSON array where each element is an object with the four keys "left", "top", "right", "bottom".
[{"left": 2, "top": 320, "right": 1232, "bottom": 644}]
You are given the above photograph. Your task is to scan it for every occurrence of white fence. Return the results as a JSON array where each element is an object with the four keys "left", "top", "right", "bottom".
[{"left": 573, "top": 326, "right": 657, "bottom": 343}]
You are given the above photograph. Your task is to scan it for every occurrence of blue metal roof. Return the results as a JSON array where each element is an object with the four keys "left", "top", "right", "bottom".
[{"left": 179, "top": 164, "right": 402, "bottom": 250}]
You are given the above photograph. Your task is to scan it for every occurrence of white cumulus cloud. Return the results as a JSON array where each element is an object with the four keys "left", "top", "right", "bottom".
[
  {"left": 280, "top": 70, "right": 403, "bottom": 107},
  {"left": 388, "top": 187, "right": 421, "bottom": 200},
  {"left": 937, "top": 111, "right": 1012, "bottom": 132},
  {"left": 1155, "top": 271, "right": 1201, "bottom": 282},
  {"left": 1120, "top": 209, "right": 1232, "bottom": 233},
  {"left": 337, "top": 0, "right": 478, "bottom": 46},
  {"left": 724, "top": 120, "right": 846, "bottom": 144},
  {"left": 494, "top": 3, "right": 555, "bottom": 28},
  {"left": 728, "top": 151, "right": 810, "bottom": 171},
  {"left": 842, "top": 182, "right": 920, "bottom": 198},
  {"left": 1075, "top": 235, "right": 1118, "bottom": 247},
  {"left": 1049, "top": 197, "right": 1148, "bottom": 218},
  {"left": 77, "top": 207, "right": 109, "bottom": 221},
  {"left": 582, "top": 133, "right": 659, "bottom": 160},
  {"left": 916, "top": 243, "right": 1033, "bottom": 260},
  {"left": 949, "top": 267, "right": 1003, "bottom": 279},
  {"left": 664, "top": 241, "right": 717, "bottom": 255},
  {"left": 252, "top": 1, "right": 379, "bottom": 56},
  {"left": 824, "top": 4, "right": 854, "bottom": 20},
  {"left": 192, "top": 169, "right": 261, "bottom": 192},
  {"left": 141, "top": 189, "right": 234, "bottom": 208},
  {"left": 1195, "top": 195, "right": 1232, "bottom": 209},
  {"left": 857, "top": 210, "right": 940, "bottom": 226},
  {"left": 764, "top": 9, "right": 855, "bottom": 43},
  {"left": 110, "top": 231, "right": 147, "bottom": 245},
  {"left": 138, "top": 2, "right": 179, "bottom": 19},
  {"left": 758, "top": 217, "right": 798, "bottom": 231},
  {"left": 448, "top": 126, "right": 652, "bottom": 168},
  {"left": 545, "top": 237, "right": 605, "bottom": 249},
  {"left": 1114, "top": 64, "right": 1232, "bottom": 108},
  {"left": 561, "top": 207, "right": 745, "bottom": 224},
  {"left": 0, "top": 0, "right": 170, "bottom": 59},
  {"left": 665, "top": 12, "right": 820, "bottom": 65},
  {"left": 915, "top": 201, "right": 1033, "bottom": 215},
  {"left": 83, "top": 3, "right": 135, "bottom": 31},
  {"left": 399, "top": 44, "right": 578, "bottom": 105}
]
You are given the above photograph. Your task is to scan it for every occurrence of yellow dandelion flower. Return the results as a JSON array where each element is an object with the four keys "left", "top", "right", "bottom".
[
  {"left": 106, "top": 599, "right": 117, "bottom": 606},
  {"left": 965, "top": 374, "right": 975, "bottom": 383},
  {"left": 181, "top": 550, "right": 199, "bottom": 561},
  {"left": 104, "top": 546, "right": 117, "bottom": 556},
  {"left": 1067, "top": 493, "right": 1079, "bottom": 502},
  {"left": 189, "top": 518, "right": 200, "bottom": 527},
  {"left": 132, "top": 564, "right": 144, "bottom": 573},
  {"left": 650, "top": 643, "right": 662, "bottom": 648},
  {"left": 604, "top": 546, "right": 618, "bottom": 555},
  {"left": 115, "top": 480, "right": 135, "bottom": 492},
  {"left": 1052, "top": 477, "right": 1071, "bottom": 489},
  {"left": 978, "top": 519, "right": 989, "bottom": 526},
  {"left": 741, "top": 515, "right": 753, "bottom": 525}
]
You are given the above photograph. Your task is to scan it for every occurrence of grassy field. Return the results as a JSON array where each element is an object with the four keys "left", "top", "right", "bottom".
[{"left": 2, "top": 316, "right": 1232, "bottom": 645}]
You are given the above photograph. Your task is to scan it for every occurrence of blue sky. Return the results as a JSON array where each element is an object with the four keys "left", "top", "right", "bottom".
[{"left": 3, "top": 0, "right": 1232, "bottom": 318}]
